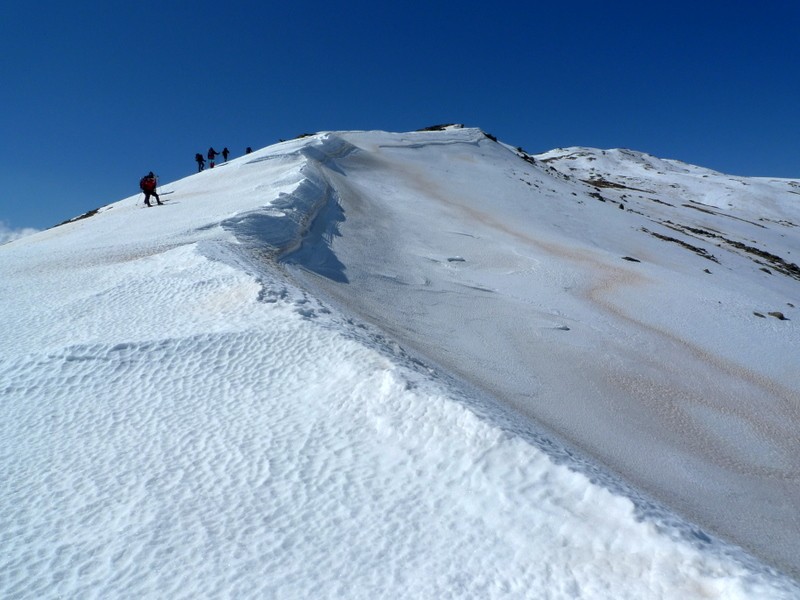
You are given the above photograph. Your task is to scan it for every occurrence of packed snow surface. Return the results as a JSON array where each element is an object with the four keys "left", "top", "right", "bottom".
[{"left": 1, "top": 127, "right": 798, "bottom": 599}]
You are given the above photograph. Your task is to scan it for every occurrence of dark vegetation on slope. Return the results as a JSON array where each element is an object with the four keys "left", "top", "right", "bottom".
[
  {"left": 641, "top": 227, "right": 720, "bottom": 263},
  {"left": 416, "top": 123, "right": 464, "bottom": 131},
  {"left": 660, "top": 222, "right": 800, "bottom": 280},
  {"left": 52, "top": 207, "right": 102, "bottom": 229}
]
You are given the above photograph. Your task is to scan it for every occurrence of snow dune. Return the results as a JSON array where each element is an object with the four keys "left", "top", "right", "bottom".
[{"left": 1, "top": 128, "right": 798, "bottom": 598}]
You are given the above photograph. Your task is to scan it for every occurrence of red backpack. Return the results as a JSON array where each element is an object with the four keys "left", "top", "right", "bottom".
[{"left": 140, "top": 176, "right": 156, "bottom": 192}]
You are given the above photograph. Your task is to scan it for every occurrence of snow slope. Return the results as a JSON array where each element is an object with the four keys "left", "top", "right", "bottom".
[
  {"left": 1, "top": 127, "right": 798, "bottom": 598},
  {"left": 282, "top": 129, "right": 800, "bottom": 576}
]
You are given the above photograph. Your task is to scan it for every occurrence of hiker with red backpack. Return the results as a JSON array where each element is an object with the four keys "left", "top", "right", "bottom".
[
  {"left": 139, "top": 172, "right": 162, "bottom": 207},
  {"left": 208, "top": 147, "right": 220, "bottom": 168}
]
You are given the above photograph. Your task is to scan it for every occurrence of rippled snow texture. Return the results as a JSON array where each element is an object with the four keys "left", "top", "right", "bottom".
[{"left": 0, "top": 246, "right": 792, "bottom": 599}]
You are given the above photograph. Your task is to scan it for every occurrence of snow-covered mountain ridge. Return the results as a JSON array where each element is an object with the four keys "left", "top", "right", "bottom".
[
  {"left": 2, "top": 127, "right": 798, "bottom": 598},
  {"left": 536, "top": 145, "right": 798, "bottom": 280},
  {"left": 276, "top": 129, "right": 800, "bottom": 572}
]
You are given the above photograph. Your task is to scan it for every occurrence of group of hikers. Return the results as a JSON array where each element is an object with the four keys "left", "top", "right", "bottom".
[
  {"left": 139, "top": 146, "right": 255, "bottom": 207},
  {"left": 195, "top": 146, "right": 253, "bottom": 172}
]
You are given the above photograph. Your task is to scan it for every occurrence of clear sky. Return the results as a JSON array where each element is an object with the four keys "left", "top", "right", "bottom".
[{"left": 1, "top": 0, "right": 798, "bottom": 232}]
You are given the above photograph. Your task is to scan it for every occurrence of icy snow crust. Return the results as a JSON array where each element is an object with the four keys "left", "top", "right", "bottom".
[{"left": 0, "top": 129, "right": 798, "bottom": 598}]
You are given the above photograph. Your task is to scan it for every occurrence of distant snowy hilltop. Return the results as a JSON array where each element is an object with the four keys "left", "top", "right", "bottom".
[{"left": 1, "top": 126, "right": 798, "bottom": 598}]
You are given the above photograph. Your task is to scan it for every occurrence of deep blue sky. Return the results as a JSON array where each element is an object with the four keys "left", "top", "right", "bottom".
[{"left": 2, "top": 1, "right": 798, "bottom": 232}]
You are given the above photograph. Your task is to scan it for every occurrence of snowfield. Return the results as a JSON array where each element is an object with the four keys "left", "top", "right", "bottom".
[{"left": 1, "top": 127, "right": 798, "bottom": 598}]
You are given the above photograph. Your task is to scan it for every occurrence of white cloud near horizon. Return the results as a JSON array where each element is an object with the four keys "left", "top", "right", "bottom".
[{"left": 0, "top": 221, "right": 39, "bottom": 245}]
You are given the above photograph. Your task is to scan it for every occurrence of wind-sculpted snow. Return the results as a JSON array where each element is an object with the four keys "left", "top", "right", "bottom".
[
  {"left": 218, "top": 134, "right": 357, "bottom": 282},
  {"left": 280, "top": 130, "right": 800, "bottom": 578},
  {"left": 3, "top": 322, "right": 790, "bottom": 599},
  {"left": 1, "top": 128, "right": 798, "bottom": 598}
]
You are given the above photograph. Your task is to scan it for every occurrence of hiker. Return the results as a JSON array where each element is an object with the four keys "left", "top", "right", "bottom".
[
  {"left": 195, "top": 153, "right": 205, "bottom": 172},
  {"left": 208, "top": 147, "right": 220, "bottom": 168},
  {"left": 222, "top": 147, "right": 230, "bottom": 162},
  {"left": 245, "top": 147, "right": 252, "bottom": 154},
  {"left": 139, "top": 172, "right": 162, "bottom": 207}
]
